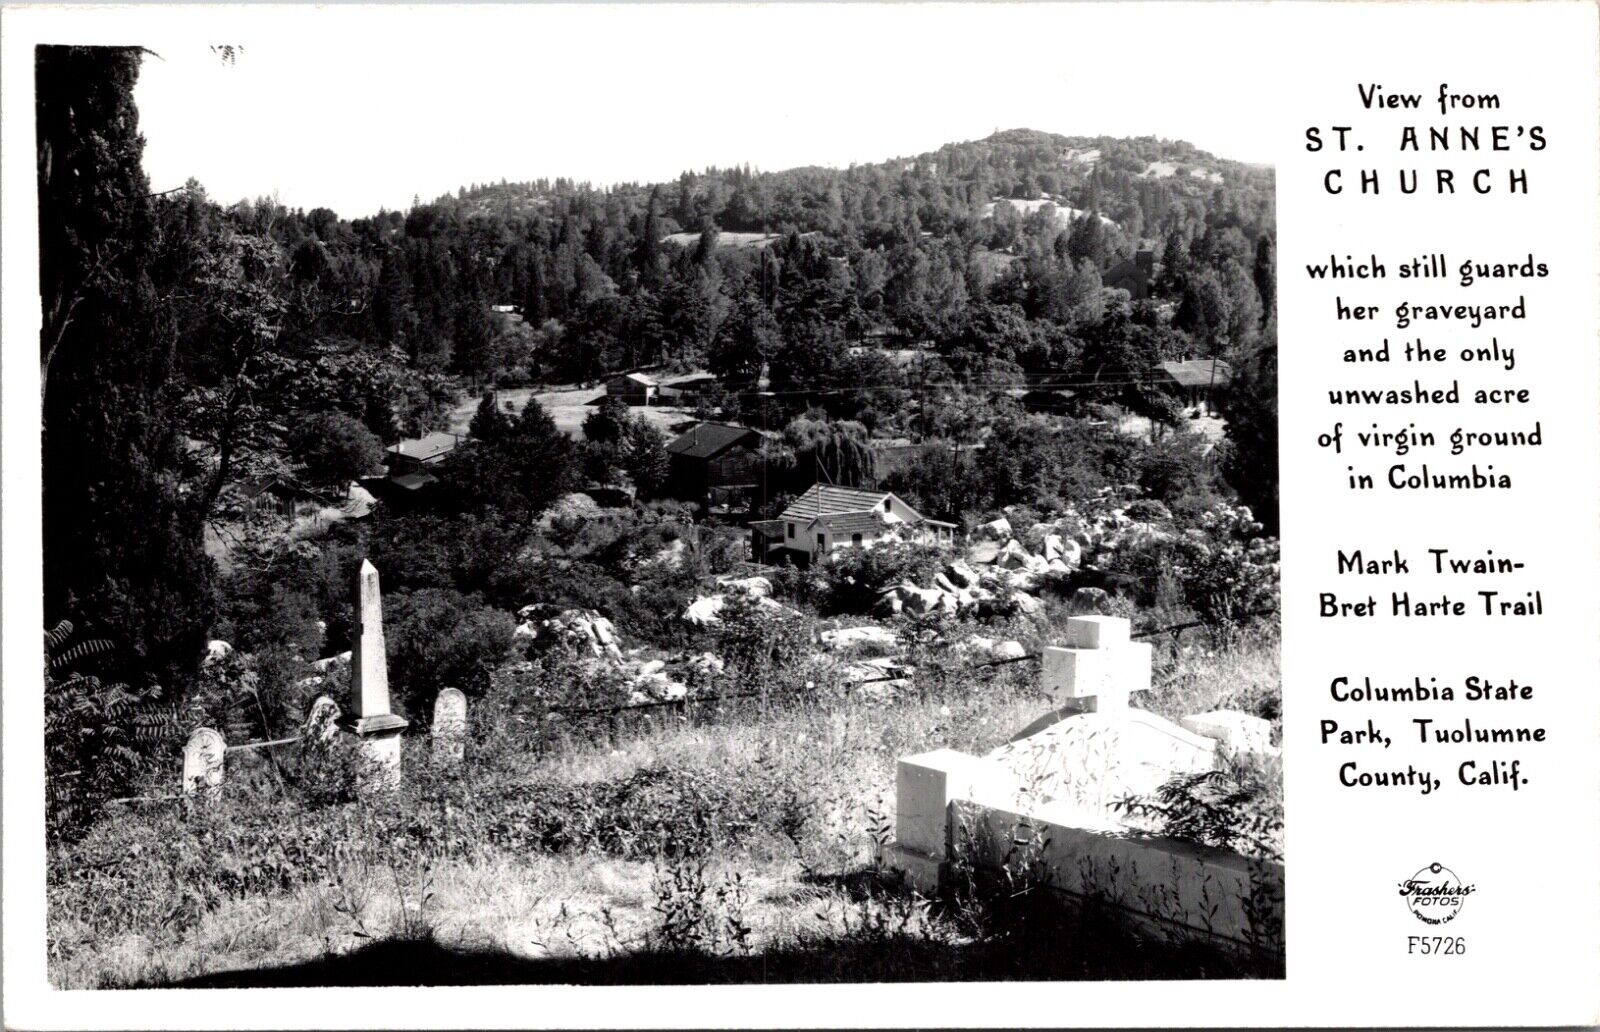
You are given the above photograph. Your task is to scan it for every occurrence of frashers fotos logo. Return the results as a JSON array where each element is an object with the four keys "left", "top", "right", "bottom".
[{"left": 1399, "top": 863, "right": 1475, "bottom": 924}]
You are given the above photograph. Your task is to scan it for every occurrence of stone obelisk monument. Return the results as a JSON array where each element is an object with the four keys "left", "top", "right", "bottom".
[{"left": 343, "top": 558, "right": 408, "bottom": 786}]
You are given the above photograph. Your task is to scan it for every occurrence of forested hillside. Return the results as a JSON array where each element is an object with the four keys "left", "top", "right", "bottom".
[{"left": 40, "top": 47, "right": 1277, "bottom": 843}]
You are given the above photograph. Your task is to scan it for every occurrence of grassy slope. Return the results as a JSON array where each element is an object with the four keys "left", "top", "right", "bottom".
[{"left": 51, "top": 633, "right": 1279, "bottom": 988}]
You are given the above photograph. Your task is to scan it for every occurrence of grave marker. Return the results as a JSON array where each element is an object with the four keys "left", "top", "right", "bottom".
[
  {"left": 432, "top": 688, "right": 467, "bottom": 763},
  {"left": 305, "top": 695, "right": 341, "bottom": 742},
  {"left": 341, "top": 559, "right": 408, "bottom": 786},
  {"left": 182, "top": 727, "right": 226, "bottom": 795},
  {"left": 883, "top": 614, "right": 1276, "bottom": 953}
]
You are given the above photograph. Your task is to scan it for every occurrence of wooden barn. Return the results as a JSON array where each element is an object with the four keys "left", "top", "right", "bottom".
[
  {"left": 1153, "top": 358, "right": 1233, "bottom": 413},
  {"left": 665, "top": 422, "right": 766, "bottom": 512},
  {"left": 605, "top": 372, "right": 658, "bottom": 406}
]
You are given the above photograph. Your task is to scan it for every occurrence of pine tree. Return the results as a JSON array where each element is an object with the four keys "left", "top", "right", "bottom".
[
  {"left": 635, "top": 186, "right": 662, "bottom": 287},
  {"left": 468, "top": 389, "right": 510, "bottom": 442},
  {"left": 1253, "top": 234, "right": 1276, "bottom": 326}
]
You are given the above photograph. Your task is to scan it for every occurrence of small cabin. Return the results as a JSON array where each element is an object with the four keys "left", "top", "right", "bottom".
[
  {"left": 1153, "top": 358, "right": 1233, "bottom": 413},
  {"left": 385, "top": 432, "right": 461, "bottom": 476},
  {"left": 605, "top": 372, "right": 658, "bottom": 406}
]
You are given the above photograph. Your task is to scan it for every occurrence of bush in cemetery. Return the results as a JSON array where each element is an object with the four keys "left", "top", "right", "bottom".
[
  {"left": 710, "top": 594, "right": 812, "bottom": 693},
  {"left": 382, "top": 588, "right": 516, "bottom": 716},
  {"left": 1171, "top": 504, "right": 1280, "bottom": 646},
  {"left": 1114, "top": 767, "right": 1284, "bottom": 863},
  {"left": 1133, "top": 428, "right": 1222, "bottom": 506},
  {"left": 44, "top": 621, "right": 178, "bottom": 841}
]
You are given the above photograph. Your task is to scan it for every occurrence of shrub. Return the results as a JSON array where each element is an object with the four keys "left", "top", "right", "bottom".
[
  {"left": 383, "top": 588, "right": 515, "bottom": 716},
  {"left": 710, "top": 595, "right": 812, "bottom": 692},
  {"left": 1114, "top": 768, "right": 1283, "bottom": 862},
  {"left": 815, "top": 542, "right": 945, "bottom": 615},
  {"left": 1171, "top": 505, "right": 1280, "bottom": 646},
  {"left": 44, "top": 621, "right": 177, "bottom": 842}
]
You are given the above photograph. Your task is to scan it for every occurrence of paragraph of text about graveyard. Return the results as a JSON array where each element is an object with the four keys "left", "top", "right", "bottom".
[{"left": 1303, "top": 83, "right": 1559, "bottom": 800}]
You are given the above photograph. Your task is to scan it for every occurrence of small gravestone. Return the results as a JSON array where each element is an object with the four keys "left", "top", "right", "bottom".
[
  {"left": 432, "top": 688, "right": 467, "bottom": 763},
  {"left": 182, "top": 727, "right": 227, "bottom": 795},
  {"left": 305, "top": 695, "right": 341, "bottom": 743}
]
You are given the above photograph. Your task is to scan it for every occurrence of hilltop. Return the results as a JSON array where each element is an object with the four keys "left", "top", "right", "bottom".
[{"left": 440, "top": 129, "right": 1273, "bottom": 243}]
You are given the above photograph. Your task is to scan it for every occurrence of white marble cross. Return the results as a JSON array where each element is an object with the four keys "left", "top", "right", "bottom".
[{"left": 1041, "top": 616, "right": 1152, "bottom": 713}]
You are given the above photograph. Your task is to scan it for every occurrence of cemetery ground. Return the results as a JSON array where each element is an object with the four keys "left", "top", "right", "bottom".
[{"left": 47, "top": 615, "right": 1281, "bottom": 988}]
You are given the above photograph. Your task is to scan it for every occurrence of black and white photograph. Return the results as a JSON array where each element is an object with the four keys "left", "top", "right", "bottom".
[
  {"left": 12, "top": 4, "right": 1600, "bottom": 1027},
  {"left": 29, "top": 15, "right": 1289, "bottom": 991}
]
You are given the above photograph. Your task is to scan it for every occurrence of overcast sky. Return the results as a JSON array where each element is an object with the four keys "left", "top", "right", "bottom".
[{"left": 132, "top": 4, "right": 1281, "bottom": 219}]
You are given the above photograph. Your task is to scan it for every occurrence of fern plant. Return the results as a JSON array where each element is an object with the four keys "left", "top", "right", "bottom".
[{"left": 44, "top": 620, "right": 179, "bottom": 840}]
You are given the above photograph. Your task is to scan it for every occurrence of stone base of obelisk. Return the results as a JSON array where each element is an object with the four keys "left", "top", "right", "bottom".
[{"left": 340, "top": 713, "right": 408, "bottom": 790}]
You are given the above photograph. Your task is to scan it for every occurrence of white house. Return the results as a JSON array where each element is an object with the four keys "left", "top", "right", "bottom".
[{"left": 751, "top": 484, "right": 956, "bottom": 565}]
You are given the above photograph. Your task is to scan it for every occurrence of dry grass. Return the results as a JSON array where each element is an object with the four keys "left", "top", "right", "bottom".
[
  {"left": 51, "top": 630, "right": 1279, "bottom": 988},
  {"left": 446, "top": 383, "right": 700, "bottom": 442}
]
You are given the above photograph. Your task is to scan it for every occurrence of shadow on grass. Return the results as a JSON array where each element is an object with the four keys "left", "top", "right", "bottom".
[
  {"left": 148, "top": 926, "right": 1258, "bottom": 988},
  {"left": 145, "top": 880, "right": 1276, "bottom": 988}
]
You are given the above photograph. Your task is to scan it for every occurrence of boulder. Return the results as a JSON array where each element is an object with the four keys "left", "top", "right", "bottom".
[
  {"left": 681, "top": 651, "right": 726, "bottom": 678},
  {"left": 683, "top": 592, "right": 788, "bottom": 625},
  {"left": 975, "top": 516, "right": 1013, "bottom": 541},
  {"left": 204, "top": 640, "right": 234, "bottom": 666},
  {"left": 683, "top": 595, "right": 727, "bottom": 626},
  {"left": 650, "top": 538, "right": 688, "bottom": 569},
  {"left": 820, "top": 625, "right": 901, "bottom": 652},
  {"left": 899, "top": 585, "right": 945, "bottom": 615},
  {"left": 717, "top": 575, "right": 773, "bottom": 599},
  {"left": 1042, "top": 533, "right": 1066, "bottom": 562},
  {"left": 958, "top": 635, "right": 998, "bottom": 655},
  {"left": 943, "top": 559, "right": 980, "bottom": 590},
  {"left": 1070, "top": 587, "right": 1111, "bottom": 612},
  {"left": 1179, "top": 710, "right": 1278, "bottom": 759},
  {"left": 996, "top": 539, "right": 1034, "bottom": 570},
  {"left": 991, "top": 639, "right": 1028, "bottom": 660},
  {"left": 1010, "top": 592, "right": 1045, "bottom": 617},
  {"left": 933, "top": 572, "right": 959, "bottom": 594},
  {"left": 590, "top": 616, "right": 619, "bottom": 650},
  {"left": 1057, "top": 538, "right": 1083, "bottom": 568}
]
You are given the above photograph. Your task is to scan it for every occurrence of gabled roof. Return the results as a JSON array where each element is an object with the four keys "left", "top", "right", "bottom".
[
  {"left": 780, "top": 484, "right": 896, "bottom": 524},
  {"left": 231, "top": 474, "right": 316, "bottom": 501},
  {"left": 388, "top": 432, "right": 459, "bottom": 462},
  {"left": 1157, "top": 359, "right": 1232, "bottom": 389},
  {"left": 666, "top": 422, "right": 761, "bottom": 460},
  {"left": 816, "top": 512, "right": 889, "bottom": 536},
  {"left": 611, "top": 371, "right": 657, "bottom": 386}
]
